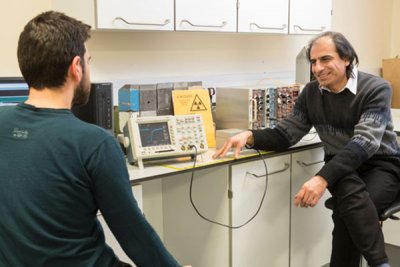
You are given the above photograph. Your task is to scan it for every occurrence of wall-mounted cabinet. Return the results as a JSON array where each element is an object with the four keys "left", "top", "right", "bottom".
[
  {"left": 96, "top": 0, "right": 174, "bottom": 31},
  {"left": 52, "top": 0, "right": 331, "bottom": 34},
  {"left": 175, "top": 0, "right": 237, "bottom": 32},
  {"left": 238, "top": 0, "right": 331, "bottom": 34},
  {"left": 289, "top": 0, "right": 332, "bottom": 34},
  {"left": 238, "top": 0, "right": 289, "bottom": 34}
]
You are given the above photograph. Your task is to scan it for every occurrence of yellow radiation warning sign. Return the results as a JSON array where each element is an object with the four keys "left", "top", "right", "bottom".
[
  {"left": 191, "top": 95, "right": 207, "bottom": 111},
  {"left": 172, "top": 89, "right": 215, "bottom": 147}
]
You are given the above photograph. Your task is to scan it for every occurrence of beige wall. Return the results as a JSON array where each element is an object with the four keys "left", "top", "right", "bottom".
[
  {"left": 0, "top": 0, "right": 398, "bottom": 87},
  {"left": 0, "top": 0, "right": 52, "bottom": 76},
  {"left": 390, "top": 0, "right": 400, "bottom": 57}
]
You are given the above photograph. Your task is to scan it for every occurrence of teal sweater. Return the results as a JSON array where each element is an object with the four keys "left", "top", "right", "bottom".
[
  {"left": 252, "top": 71, "right": 400, "bottom": 188},
  {"left": 0, "top": 103, "right": 180, "bottom": 267}
]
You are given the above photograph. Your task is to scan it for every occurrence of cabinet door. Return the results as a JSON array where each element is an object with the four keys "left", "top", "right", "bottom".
[
  {"left": 96, "top": 0, "right": 174, "bottom": 31},
  {"left": 161, "top": 166, "right": 230, "bottom": 267},
  {"left": 290, "top": 147, "right": 333, "bottom": 267},
  {"left": 238, "top": 0, "right": 289, "bottom": 33},
  {"left": 231, "top": 155, "right": 291, "bottom": 267},
  {"left": 176, "top": 0, "right": 237, "bottom": 32},
  {"left": 289, "top": 0, "right": 332, "bottom": 34}
]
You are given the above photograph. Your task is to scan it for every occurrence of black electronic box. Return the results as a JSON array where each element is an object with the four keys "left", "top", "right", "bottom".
[{"left": 72, "top": 83, "right": 113, "bottom": 133}]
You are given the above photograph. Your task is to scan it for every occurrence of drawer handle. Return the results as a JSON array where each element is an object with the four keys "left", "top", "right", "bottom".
[
  {"left": 181, "top": 19, "right": 227, "bottom": 28},
  {"left": 114, "top": 17, "right": 171, "bottom": 27},
  {"left": 293, "top": 25, "right": 325, "bottom": 32},
  {"left": 250, "top": 23, "right": 287, "bottom": 30},
  {"left": 296, "top": 160, "right": 324, "bottom": 167},
  {"left": 247, "top": 162, "right": 290, "bottom": 178}
]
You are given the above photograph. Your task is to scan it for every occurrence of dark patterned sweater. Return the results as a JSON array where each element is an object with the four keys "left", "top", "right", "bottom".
[{"left": 252, "top": 71, "right": 400, "bottom": 188}]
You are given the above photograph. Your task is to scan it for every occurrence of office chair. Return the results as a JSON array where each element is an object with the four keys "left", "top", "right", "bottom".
[
  {"left": 379, "top": 193, "right": 400, "bottom": 223},
  {"left": 324, "top": 193, "right": 400, "bottom": 223}
]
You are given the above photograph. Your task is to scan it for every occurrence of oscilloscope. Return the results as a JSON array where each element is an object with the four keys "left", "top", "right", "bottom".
[{"left": 119, "top": 114, "right": 208, "bottom": 168}]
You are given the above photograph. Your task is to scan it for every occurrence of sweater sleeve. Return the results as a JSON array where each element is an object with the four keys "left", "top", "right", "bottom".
[
  {"left": 317, "top": 81, "right": 392, "bottom": 188},
  {"left": 252, "top": 87, "right": 313, "bottom": 151},
  {"left": 88, "top": 136, "right": 181, "bottom": 267}
]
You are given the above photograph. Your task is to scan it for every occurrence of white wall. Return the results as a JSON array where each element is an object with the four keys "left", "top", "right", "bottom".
[{"left": 0, "top": 0, "right": 397, "bottom": 89}]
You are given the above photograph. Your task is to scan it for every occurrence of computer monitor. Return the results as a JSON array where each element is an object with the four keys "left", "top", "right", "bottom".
[{"left": 0, "top": 77, "right": 29, "bottom": 106}]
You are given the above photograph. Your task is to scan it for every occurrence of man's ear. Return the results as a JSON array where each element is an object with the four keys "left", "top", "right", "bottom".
[
  {"left": 69, "top": 56, "right": 82, "bottom": 82},
  {"left": 344, "top": 57, "right": 350, "bottom": 67}
]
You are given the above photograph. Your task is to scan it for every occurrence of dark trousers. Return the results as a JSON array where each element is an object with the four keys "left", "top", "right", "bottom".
[{"left": 328, "top": 158, "right": 400, "bottom": 267}]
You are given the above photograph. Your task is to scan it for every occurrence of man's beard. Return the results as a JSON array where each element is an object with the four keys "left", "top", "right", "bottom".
[{"left": 72, "top": 73, "right": 91, "bottom": 107}]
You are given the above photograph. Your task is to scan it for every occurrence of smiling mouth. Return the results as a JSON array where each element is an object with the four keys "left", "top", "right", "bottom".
[{"left": 317, "top": 73, "right": 330, "bottom": 80}]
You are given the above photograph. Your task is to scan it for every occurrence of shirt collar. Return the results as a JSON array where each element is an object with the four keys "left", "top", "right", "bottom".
[{"left": 319, "top": 67, "right": 358, "bottom": 95}]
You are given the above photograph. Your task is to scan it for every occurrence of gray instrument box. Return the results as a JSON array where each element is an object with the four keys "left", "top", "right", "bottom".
[
  {"left": 156, "top": 82, "right": 174, "bottom": 115},
  {"left": 139, "top": 84, "right": 157, "bottom": 117}
]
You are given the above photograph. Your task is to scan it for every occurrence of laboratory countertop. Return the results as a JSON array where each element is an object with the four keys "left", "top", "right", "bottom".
[
  {"left": 126, "top": 110, "right": 400, "bottom": 184},
  {"left": 127, "top": 132, "right": 323, "bottom": 184}
]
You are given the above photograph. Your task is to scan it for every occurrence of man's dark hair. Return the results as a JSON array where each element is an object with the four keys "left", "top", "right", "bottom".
[
  {"left": 306, "top": 31, "right": 359, "bottom": 79},
  {"left": 17, "top": 11, "right": 91, "bottom": 89}
]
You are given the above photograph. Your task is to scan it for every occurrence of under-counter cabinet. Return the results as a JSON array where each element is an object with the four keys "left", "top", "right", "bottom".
[
  {"left": 289, "top": 0, "right": 332, "bottom": 34},
  {"left": 96, "top": 0, "right": 174, "bottom": 30},
  {"left": 161, "top": 165, "right": 231, "bottom": 266},
  {"left": 231, "top": 155, "right": 291, "bottom": 267},
  {"left": 99, "top": 145, "right": 334, "bottom": 267},
  {"left": 290, "top": 147, "right": 333, "bottom": 267},
  {"left": 175, "top": 0, "right": 237, "bottom": 32}
]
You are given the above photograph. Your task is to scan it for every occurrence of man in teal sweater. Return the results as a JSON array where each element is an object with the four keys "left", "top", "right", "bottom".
[
  {"left": 214, "top": 32, "right": 400, "bottom": 267},
  {"left": 0, "top": 11, "right": 190, "bottom": 267}
]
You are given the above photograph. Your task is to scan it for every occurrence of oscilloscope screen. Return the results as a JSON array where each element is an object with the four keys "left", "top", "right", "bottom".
[{"left": 138, "top": 122, "right": 171, "bottom": 147}]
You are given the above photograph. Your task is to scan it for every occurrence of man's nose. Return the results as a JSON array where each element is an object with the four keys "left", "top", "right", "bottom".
[{"left": 313, "top": 61, "right": 323, "bottom": 73}]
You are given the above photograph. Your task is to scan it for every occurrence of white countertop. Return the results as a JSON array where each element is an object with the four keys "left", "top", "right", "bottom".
[{"left": 127, "top": 132, "right": 322, "bottom": 183}]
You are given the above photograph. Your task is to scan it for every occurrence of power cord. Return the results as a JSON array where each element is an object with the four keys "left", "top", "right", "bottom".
[{"left": 189, "top": 145, "right": 269, "bottom": 229}]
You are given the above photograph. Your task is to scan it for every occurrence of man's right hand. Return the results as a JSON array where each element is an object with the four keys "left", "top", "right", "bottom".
[{"left": 212, "top": 130, "right": 253, "bottom": 159}]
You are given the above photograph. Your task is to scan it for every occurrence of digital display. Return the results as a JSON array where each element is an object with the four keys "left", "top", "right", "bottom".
[
  {"left": 138, "top": 122, "right": 171, "bottom": 147},
  {"left": 0, "top": 77, "right": 29, "bottom": 106}
]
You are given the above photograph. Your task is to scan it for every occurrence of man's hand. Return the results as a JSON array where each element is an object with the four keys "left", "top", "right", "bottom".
[
  {"left": 294, "top": 175, "right": 328, "bottom": 208},
  {"left": 212, "top": 130, "right": 253, "bottom": 159}
]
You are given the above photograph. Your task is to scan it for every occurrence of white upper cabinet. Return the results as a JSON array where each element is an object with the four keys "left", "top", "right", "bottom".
[
  {"left": 53, "top": 0, "right": 331, "bottom": 34},
  {"left": 96, "top": 0, "right": 174, "bottom": 31},
  {"left": 289, "top": 0, "right": 332, "bottom": 34},
  {"left": 175, "top": 0, "right": 237, "bottom": 32},
  {"left": 238, "top": 0, "right": 289, "bottom": 34}
]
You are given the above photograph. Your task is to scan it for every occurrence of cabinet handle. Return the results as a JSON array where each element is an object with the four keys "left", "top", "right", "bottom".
[
  {"left": 250, "top": 23, "right": 287, "bottom": 30},
  {"left": 246, "top": 162, "right": 290, "bottom": 178},
  {"left": 293, "top": 25, "right": 325, "bottom": 32},
  {"left": 114, "top": 17, "right": 171, "bottom": 27},
  {"left": 181, "top": 19, "right": 227, "bottom": 28},
  {"left": 296, "top": 160, "right": 324, "bottom": 167}
]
